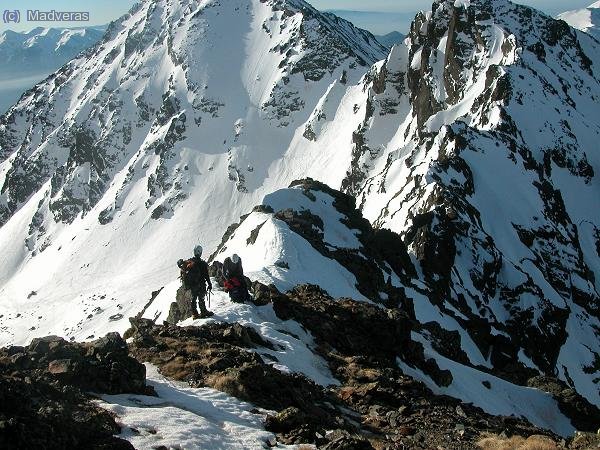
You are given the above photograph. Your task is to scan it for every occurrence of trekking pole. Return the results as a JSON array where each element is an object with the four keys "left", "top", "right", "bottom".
[{"left": 208, "top": 290, "right": 211, "bottom": 308}]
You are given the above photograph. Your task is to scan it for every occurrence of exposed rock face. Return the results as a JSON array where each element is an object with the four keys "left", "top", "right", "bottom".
[
  {"left": 0, "top": 332, "right": 150, "bottom": 449},
  {"left": 341, "top": 0, "right": 600, "bottom": 408},
  {"left": 273, "top": 284, "right": 412, "bottom": 363},
  {"left": 0, "top": 375, "right": 134, "bottom": 450},
  {"left": 527, "top": 376, "right": 600, "bottom": 432},
  {"left": 126, "top": 317, "right": 351, "bottom": 445}
]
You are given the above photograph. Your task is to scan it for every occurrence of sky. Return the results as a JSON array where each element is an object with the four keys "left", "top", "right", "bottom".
[{"left": 0, "top": 0, "right": 596, "bottom": 35}]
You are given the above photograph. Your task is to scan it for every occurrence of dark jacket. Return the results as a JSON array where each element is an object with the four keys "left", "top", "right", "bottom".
[
  {"left": 223, "top": 257, "right": 243, "bottom": 279},
  {"left": 222, "top": 257, "right": 249, "bottom": 302},
  {"left": 183, "top": 257, "right": 212, "bottom": 293}
]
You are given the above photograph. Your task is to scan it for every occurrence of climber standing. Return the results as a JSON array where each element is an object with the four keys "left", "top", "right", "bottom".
[
  {"left": 222, "top": 254, "right": 251, "bottom": 303},
  {"left": 179, "top": 245, "right": 213, "bottom": 319}
]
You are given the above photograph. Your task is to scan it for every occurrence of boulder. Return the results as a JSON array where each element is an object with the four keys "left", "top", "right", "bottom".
[
  {"left": 166, "top": 286, "right": 196, "bottom": 324},
  {"left": 251, "top": 281, "right": 285, "bottom": 306}
]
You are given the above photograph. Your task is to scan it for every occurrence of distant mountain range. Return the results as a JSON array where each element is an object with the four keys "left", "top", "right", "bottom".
[
  {"left": 0, "top": 26, "right": 105, "bottom": 112},
  {"left": 326, "top": 9, "right": 414, "bottom": 37}
]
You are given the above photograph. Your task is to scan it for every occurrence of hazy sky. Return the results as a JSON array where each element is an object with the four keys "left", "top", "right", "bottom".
[{"left": 0, "top": 0, "right": 595, "bottom": 35}]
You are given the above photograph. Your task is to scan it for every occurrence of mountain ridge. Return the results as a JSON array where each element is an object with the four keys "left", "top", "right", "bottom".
[
  {"left": 0, "top": 0, "right": 599, "bottom": 436},
  {"left": 0, "top": 0, "right": 387, "bottom": 346}
]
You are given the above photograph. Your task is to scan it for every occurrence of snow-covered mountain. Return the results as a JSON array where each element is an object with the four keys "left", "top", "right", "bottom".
[
  {"left": 0, "top": 26, "right": 105, "bottom": 112},
  {"left": 558, "top": 1, "right": 600, "bottom": 40},
  {"left": 0, "top": 0, "right": 386, "bottom": 345},
  {"left": 344, "top": 0, "right": 600, "bottom": 409},
  {"left": 1, "top": 0, "right": 599, "bottom": 435},
  {"left": 201, "top": 179, "right": 595, "bottom": 436}
]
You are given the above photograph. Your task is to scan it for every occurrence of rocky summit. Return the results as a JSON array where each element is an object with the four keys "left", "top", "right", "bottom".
[{"left": 0, "top": 0, "right": 599, "bottom": 447}]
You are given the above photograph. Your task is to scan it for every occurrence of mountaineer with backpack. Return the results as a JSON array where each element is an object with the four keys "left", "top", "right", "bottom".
[
  {"left": 177, "top": 245, "right": 213, "bottom": 319},
  {"left": 222, "top": 254, "right": 251, "bottom": 303}
]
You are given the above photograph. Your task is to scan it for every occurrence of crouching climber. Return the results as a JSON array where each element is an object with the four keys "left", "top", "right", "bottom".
[
  {"left": 222, "top": 254, "right": 251, "bottom": 303},
  {"left": 178, "top": 245, "right": 213, "bottom": 318}
]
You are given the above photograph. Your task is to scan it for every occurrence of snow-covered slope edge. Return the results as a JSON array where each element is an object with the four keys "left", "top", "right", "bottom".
[{"left": 558, "top": 1, "right": 600, "bottom": 40}]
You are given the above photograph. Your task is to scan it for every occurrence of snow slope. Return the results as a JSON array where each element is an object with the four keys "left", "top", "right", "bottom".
[
  {"left": 312, "top": 0, "right": 600, "bottom": 408},
  {"left": 558, "top": 2, "right": 600, "bottom": 40},
  {"left": 99, "top": 364, "right": 293, "bottom": 449}
]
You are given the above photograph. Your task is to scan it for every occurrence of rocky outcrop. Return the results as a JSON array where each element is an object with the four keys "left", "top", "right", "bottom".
[
  {"left": 2, "top": 333, "right": 149, "bottom": 395},
  {"left": 0, "top": 375, "right": 134, "bottom": 450},
  {"left": 165, "top": 286, "right": 196, "bottom": 324},
  {"left": 527, "top": 376, "right": 600, "bottom": 433},
  {"left": 125, "top": 288, "right": 573, "bottom": 449},
  {"left": 0, "top": 332, "right": 151, "bottom": 449},
  {"left": 126, "top": 317, "right": 353, "bottom": 446},
  {"left": 272, "top": 178, "right": 416, "bottom": 304}
]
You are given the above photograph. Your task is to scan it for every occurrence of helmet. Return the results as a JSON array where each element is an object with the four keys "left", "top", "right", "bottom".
[
  {"left": 177, "top": 259, "right": 184, "bottom": 268},
  {"left": 231, "top": 254, "right": 240, "bottom": 264},
  {"left": 194, "top": 245, "right": 203, "bottom": 257}
]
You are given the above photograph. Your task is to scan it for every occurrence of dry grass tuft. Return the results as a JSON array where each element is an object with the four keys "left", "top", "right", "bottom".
[
  {"left": 477, "top": 433, "right": 559, "bottom": 450},
  {"left": 160, "top": 357, "right": 193, "bottom": 381},
  {"left": 205, "top": 372, "right": 245, "bottom": 398}
]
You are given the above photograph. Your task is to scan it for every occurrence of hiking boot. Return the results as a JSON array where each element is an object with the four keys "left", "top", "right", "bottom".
[
  {"left": 199, "top": 310, "right": 214, "bottom": 318},
  {"left": 192, "top": 312, "right": 200, "bottom": 320}
]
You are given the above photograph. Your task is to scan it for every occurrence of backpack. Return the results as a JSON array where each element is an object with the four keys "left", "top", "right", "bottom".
[
  {"left": 223, "top": 276, "right": 249, "bottom": 303},
  {"left": 179, "top": 258, "right": 203, "bottom": 290},
  {"left": 223, "top": 277, "right": 242, "bottom": 291}
]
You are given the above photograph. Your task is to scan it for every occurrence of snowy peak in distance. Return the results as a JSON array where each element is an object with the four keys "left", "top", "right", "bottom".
[
  {"left": 0, "top": 26, "right": 106, "bottom": 75},
  {"left": 0, "top": 25, "right": 105, "bottom": 112},
  {"left": 558, "top": 1, "right": 600, "bottom": 39}
]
